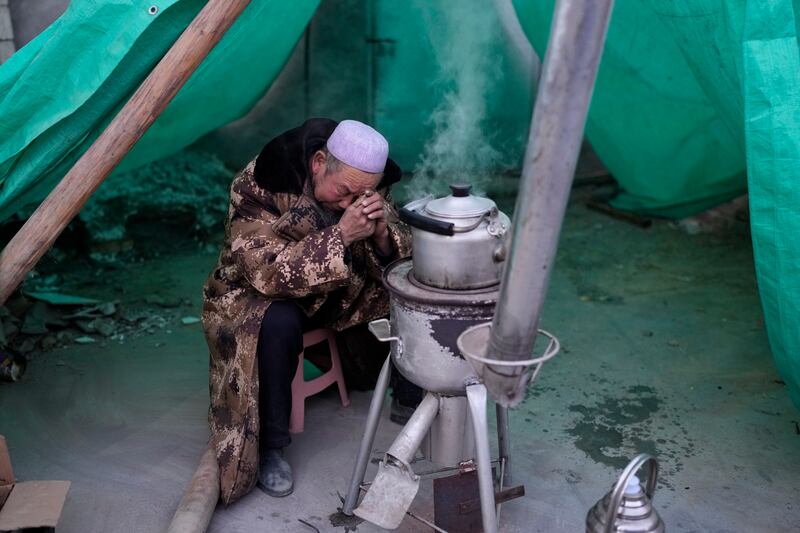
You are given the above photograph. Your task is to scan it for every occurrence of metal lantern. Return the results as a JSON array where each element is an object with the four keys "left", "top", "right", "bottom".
[{"left": 586, "top": 454, "right": 665, "bottom": 533}]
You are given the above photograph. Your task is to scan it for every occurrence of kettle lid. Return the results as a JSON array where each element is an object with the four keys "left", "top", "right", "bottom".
[{"left": 425, "top": 183, "right": 496, "bottom": 219}]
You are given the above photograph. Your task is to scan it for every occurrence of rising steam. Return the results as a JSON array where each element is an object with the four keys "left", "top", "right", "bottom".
[{"left": 410, "top": 0, "right": 507, "bottom": 198}]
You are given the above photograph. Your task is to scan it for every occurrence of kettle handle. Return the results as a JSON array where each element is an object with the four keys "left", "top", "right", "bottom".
[
  {"left": 399, "top": 207, "right": 455, "bottom": 236},
  {"left": 603, "top": 454, "right": 659, "bottom": 533}
]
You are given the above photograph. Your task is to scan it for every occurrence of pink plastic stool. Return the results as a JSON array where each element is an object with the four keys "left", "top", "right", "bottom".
[{"left": 289, "top": 328, "right": 351, "bottom": 433}]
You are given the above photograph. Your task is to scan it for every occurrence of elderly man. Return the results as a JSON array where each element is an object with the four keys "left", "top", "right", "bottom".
[{"left": 202, "top": 118, "right": 418, "bottom": 504}]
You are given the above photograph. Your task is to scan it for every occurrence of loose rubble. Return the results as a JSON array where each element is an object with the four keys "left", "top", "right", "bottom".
[{"left": 0, "top": 290, "right": 191, "bottom": 361}]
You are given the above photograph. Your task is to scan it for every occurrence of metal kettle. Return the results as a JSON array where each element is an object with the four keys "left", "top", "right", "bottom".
[
  {"left": 586, "top": 454, "right": 665, "bottom": 533},
  {"left": 398, "top": 183, "right": 510, "bottom": 290}
]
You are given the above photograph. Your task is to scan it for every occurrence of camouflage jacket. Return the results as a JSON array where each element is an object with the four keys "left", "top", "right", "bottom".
[{"left": 202, "top": 120, "right": 411, "bottom": 504}]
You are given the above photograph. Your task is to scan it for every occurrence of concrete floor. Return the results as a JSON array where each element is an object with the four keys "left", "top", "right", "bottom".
[{"left": 1, "top": 198, "right": 798, "bottom": 532}]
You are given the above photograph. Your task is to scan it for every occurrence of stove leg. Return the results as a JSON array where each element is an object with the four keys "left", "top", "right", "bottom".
[
  {"left": 466, "top": 383, "right": 498, "bottom": 533},
  {"left": 496, "top": 404, "right": 511, "bottom": 487},
  {"left": 342, "top": 354, "right": 392, "bottom": 515}
]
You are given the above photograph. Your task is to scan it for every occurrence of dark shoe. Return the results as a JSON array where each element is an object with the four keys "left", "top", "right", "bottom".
[
  {"left": 390, "top": 396, "right": 417, "bottom": 425},
  {"left": 257, "top": 448, "right": 294, "bottom": 497}
]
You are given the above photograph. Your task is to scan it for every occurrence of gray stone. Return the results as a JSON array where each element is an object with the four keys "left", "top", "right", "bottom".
[
  {"left": 20, "top": 302, "right": 49, "bottom": 335},
  {"left": 92, "top": 318, "right": 116, "bottom": 338}
]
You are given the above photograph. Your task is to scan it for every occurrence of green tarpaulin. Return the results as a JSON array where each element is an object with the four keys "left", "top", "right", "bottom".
[
  {"left": 513, "top": 0, "right": 800, "bottom": 408},
  {"left": 0, "top": 0, "right": 798, "bottom": 408},
  {"left": 0, "top": 0, "right": 318, "bottom": 221}
]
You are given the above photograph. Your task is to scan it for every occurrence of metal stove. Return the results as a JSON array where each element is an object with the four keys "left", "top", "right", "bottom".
[{"left": 340, "top": 185, "right": 560, "bottom": 532}]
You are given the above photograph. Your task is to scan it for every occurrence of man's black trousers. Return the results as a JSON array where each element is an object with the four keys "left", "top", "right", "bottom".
[{"left": 257, "top": 300, "right": 423, "bottom": 450}]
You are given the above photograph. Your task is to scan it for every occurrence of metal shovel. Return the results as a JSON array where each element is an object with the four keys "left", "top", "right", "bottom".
[
  {"left": 354, "top": 454, "right": 420, "bottom": 529},
  {"left": 354, "top": 393, "right": 440, "bottom": 529}
]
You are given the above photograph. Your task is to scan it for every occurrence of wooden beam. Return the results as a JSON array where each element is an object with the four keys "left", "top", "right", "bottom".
[{"left": 0, "top": 0, "right": 252, "bottom": 304}]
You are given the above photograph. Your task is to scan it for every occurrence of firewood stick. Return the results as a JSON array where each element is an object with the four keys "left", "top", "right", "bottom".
[{"left": 0, "top": 0, "right": 252, "bottom": 304}]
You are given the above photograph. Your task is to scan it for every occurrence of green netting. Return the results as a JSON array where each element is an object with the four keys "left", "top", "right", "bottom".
[
  {"left": 0, "top": 0, "right": 319, "bottom": 221},
  {"left": 513, "top": 0, "right": 800, "bottom": 408}
]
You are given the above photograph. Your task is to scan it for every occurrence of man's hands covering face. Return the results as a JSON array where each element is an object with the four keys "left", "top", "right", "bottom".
[
  {"left": 338, "top": 193, "right": 377, "bottom": 247},
  {"left": 337, "top": 191, "right": 393, "bottom": 256},
  {"left": 360, "top": 191, "right": 393, "bottom": 256}
]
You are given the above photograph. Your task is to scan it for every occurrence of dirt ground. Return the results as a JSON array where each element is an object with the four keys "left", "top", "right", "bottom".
[{"left": 0, "top": 184, "right": 798, "bottom": 532}]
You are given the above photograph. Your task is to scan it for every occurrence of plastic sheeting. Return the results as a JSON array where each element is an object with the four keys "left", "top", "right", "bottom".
[
  {"left": 0, "top": 0, "right": 319, "bottom": 221},
  {"left": 513, "top": 0, "right": 800, "bottom": 407},
  {"left": 1, "top": 0, "right": 797, "bottom": 408},
  {"left": 512, "top": 0, "right": 747, "bottom": 218},
  {"left": 742, "top": 0, "right": 800, "bottom": 410}
]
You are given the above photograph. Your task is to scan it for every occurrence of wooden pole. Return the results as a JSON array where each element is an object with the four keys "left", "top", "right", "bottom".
[
  {"left": 166, "top": 445, "right": 219, "bottom": 533},
  {"left": 0, "top": 0, "right": 252, "bottom": 304}
]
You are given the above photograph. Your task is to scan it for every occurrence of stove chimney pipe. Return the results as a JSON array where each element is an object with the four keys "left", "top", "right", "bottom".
[{"left": 482, "top": 0, "right": 614, "bottom": 406}]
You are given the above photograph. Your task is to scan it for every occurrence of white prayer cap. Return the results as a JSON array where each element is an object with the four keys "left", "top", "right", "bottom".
[{"left": 326, "top": 120, "right": 388, "bottom": 174}]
